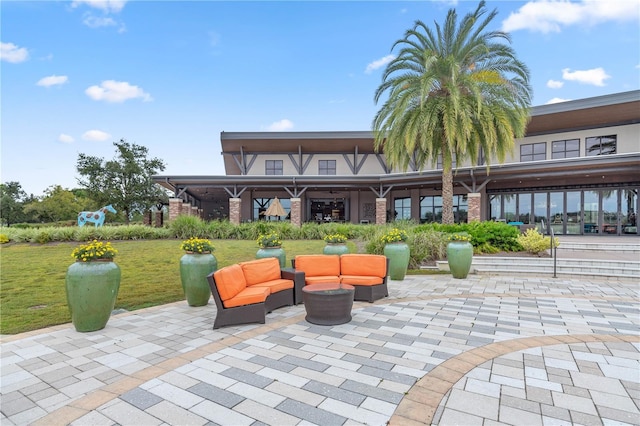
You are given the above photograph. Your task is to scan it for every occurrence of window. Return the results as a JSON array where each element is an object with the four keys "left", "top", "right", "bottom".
[
  {"left": 420, "top": 196, "right": 442, "bottom": 223},
  {"left": 552, "top": 139, "right": 580, "bottom": 159},
  {"left": 394, "top": 197, "right": 411, "bottom": 220},
  {"left": 265, "top": 160, "right": 283, "bottom": 175},
  {"left": 319, "top": 160, "right": 336, "bottom": 175},
  {"left": 586, "top": 135, "right": 616, "bottom": 156},
  {"left": 520, "top": 142, "right": 546, "bottom": 162}
]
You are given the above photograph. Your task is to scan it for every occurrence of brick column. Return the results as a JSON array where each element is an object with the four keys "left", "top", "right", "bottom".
[
  {"left": 290, "top": 198, "right": 302, "bottom": 227},
  {"left": 229, "top": 198, "right": 241, "bottom": 225},
  {"left": 154, "top": 211, "right": 163, "bottom": 227},
  {"left": 376, "top": 198, "right": 387, "bottom": 225},
  {"left": 143, "top": 211, "right": 152, "bottom": 226},
  {"left": 169, "top": 198, "right": 182, "bottom": 221},
  {"left": 183, "top": 203, "right": 191, "bottom": 215},
  {"left": 191, "top": 206, "right": 198, "bottom": 217},
  {"left": 467, "top": 192, "right": 481, "bottom": 222}
]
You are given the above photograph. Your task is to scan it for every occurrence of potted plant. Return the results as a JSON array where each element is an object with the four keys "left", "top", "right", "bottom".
[
  {"left": 180, "top": 238, "right": 217, "bottom": 306},
  {"left": 256, "top": 232, "right": 286, "bottom": 267},
  {"left": 323, "top": 233, "right": 350, "bottom": 255},
  {"left": 446, "top": 233, "right": 473, "bottom": 279},
  {"left": 381, "top": 228, "right": 410, "bottom": 280},
  {"left": 65, "top": 240, "right": 121, "bottom": 332}
]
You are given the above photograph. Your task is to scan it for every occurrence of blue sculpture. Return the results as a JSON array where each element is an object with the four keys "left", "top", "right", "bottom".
[{"left": 77, "top": 205, "right": 117, "bottom": 227}]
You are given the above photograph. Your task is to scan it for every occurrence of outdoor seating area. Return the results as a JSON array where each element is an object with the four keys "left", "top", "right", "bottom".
[
  {"left": 206, "top": 257, "right": 304, "bottom": 329},
  {"left": 292, "top": 253, "right": 389, "bottom": 303}
]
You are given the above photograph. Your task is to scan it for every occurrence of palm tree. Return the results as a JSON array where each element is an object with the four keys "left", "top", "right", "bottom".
[{"left": 372, "top": 1, "right": 532, "bottom": 224}]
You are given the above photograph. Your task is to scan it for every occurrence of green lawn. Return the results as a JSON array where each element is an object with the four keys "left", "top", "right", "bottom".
[{"left": 1, "top": 239, "right": 331, "bottom": 335}]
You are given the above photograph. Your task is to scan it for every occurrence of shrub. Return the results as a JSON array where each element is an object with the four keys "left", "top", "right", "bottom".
[
  {"left": 0, "top": 234, "right": 9, "bottom": 244},
  {"left": 169, "top": 215, "right": 208, "bottom": 239},
  {"left": 256, "top": 232, "right": 282, "bottom": 248},
  {"left": 516, "top": 228, "right": 560, "bottom": 255}
]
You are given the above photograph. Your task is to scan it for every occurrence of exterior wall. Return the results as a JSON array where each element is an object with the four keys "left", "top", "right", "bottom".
[{"left": 504, "top": 123, "right": 639, "bottom": 163}]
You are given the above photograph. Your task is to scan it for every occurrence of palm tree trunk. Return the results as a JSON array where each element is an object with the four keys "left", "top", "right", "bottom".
[{"left": 442, "top": 167, "right": 454, "bottom": 224}]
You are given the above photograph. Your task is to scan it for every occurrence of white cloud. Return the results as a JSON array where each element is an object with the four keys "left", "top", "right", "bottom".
[
  {"left": 266, "top": 119, "right": 294, "bottom": 131},
  {"left": 71, "top": 0, "right": 127, "bottom": 13},
  {"left": 502, "top": 0, "right": 640, "bottom": 33},
  {"left": 82, "top": 130, "right": 111, "bottom": 141},
  {"left": 37, "top": 75, "right": 69, "bottom": 87},
  {"left": 562, "top": 67, "right": 610, "bottom": 86},
  {"left": 85, "top": 80, "right": 153, "bottom": 103},
  {"left": 365, "top": 54, "right": 395, "bottom": 74},
  {"left": 546, "top": 79, "right": 564, "bottom": 89},
  {"left": 546, "top": 97, "right": 571, "bottom": 104},
  {"left": 1, "top": 42, "right": 29, "bottom": 63},
  {"left": 58, "top": 134, "right": 75, "bottom": 144},
  {"left": 83, "top": 15, "right": 117, "bottom": 28}
]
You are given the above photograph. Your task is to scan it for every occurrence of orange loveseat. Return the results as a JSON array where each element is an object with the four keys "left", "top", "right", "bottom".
[
  {"left": 206, "top": 257, "right": 304, "bottom": 329},
  {"left": 292, "top": 254, "right": 389, "bottom": 302}
]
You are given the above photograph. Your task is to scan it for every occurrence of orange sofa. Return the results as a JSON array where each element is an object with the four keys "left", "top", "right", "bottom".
[
  {"left": 206, "top": 257, "right": 304, "bottom": 329},
  {"left": 292, "top": 254, "right": 389, "bottom": 302}
]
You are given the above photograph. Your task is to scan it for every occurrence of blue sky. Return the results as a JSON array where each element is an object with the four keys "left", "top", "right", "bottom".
[{"left": 2, "top": 0, "right": 639, "bottom": 196}]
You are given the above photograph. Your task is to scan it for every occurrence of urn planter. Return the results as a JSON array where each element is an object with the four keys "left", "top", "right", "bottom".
[
  {"left": 65, "top": 261, "right": 121, "bottom": 332},
  {"left": 383, "top": 242, "right": 410, "bottom": 280},
  {"left": 447, "top": 242, "right": 473, "bottom": 279},
  {"left": 256, "top": 247, "right": 286, "bottom": 268},
  {"left": 180, "top": 252, "right": 217, "bottom": 306},
  {"left": 323, "top": 243, "right": 350, "bottom": 255}
]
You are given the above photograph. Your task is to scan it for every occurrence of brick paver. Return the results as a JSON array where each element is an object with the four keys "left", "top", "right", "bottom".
[{"left": 1, "top": 274, "right": 638, "bottom": 425}]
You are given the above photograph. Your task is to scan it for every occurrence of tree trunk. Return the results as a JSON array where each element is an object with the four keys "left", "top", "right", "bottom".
[{"left": 441, "top": 167, "right": 454, "bottom": 224}]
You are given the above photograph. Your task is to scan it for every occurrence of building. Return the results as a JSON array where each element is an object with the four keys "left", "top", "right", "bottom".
[{"left": 153, "top": 90, "right": 640, "bottom": 236}]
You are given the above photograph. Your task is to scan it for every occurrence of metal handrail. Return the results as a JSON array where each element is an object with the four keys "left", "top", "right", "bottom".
[{"left": 542, "top": 219, "right": 557, "bottom": 278}]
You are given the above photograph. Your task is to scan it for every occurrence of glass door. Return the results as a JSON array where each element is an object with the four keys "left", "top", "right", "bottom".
[
  {"left": 601, "top": 190, "right": 618, "bottom": 234},
  {"left": 566, "top": 191, "right": 581, "bottom": 234},
  {"left": 549, "top": 192, "right": 565, "bottom": 234}
]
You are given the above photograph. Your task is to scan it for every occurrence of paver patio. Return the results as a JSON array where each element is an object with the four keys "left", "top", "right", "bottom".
[{"left": 1, "top": 273, "right": 638, "bottom": 425}]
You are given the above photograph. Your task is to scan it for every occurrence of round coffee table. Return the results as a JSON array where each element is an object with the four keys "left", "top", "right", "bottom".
[{"left": 302, "top": 283, "right": 355, "bottom": 325}]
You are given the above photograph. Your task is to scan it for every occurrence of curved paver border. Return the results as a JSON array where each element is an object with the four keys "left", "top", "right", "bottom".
[{"left": 388, "top": 333, "right": 640, "bottom": 425}]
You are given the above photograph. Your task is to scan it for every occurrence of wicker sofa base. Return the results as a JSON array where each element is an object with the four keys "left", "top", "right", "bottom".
[{"left": 353, "top": 283, "right": 388, "bottom": 303}]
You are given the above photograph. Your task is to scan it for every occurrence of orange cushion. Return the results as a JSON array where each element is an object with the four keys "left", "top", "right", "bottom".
[
  {"left": 305, "top": 276, "right": 340, "bottom": 285},
  {"left": 340, "top": 275, "right": 383, "bottom": 286},
  {"left": 252, "top": 278, "right": 294, "bottom": 293},
  {"left": 340, "top": 254, "right": 387, "bottom": 278},
  {"left": 223, "top": 286, "right": 270, "bottom": 308},
  {"left": 213, "top": 265, "right": 247, "bottom": 301},
  {"left": 240, "top": 258, "right": 281, "bottom": 286},
  {"left": 295, "top": 255, "right": 340, "bottom": 277}
]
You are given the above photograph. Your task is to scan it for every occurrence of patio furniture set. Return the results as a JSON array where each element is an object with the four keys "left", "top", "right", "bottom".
[{"left": 207, "top": 254, "right": 389, "bottom": 328}]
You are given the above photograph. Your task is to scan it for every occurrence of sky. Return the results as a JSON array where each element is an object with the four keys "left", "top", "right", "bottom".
[{"left": 2, "top": 0, "right": 639, "bottom": 197}]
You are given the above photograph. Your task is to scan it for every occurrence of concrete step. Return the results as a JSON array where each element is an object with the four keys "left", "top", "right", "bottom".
[
  {"left": 558, "top": 242, "right": 640, "bottom": 253},
  {"left": 434, "top": 257, "right": 640, "bottom": 280}
]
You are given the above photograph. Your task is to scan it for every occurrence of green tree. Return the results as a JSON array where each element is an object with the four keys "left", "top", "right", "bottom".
[
  {"left": 372, "top": 1, "right": 532, "bottom": 224},
  {"left": 76, "top": 139, "right": 167, "bottom": 224},
  {"left": 23, "top": 185, "right": 91, "bottom": 223},
  {"left": 0, "top": 181, "right": 28, "bottom": 226}
]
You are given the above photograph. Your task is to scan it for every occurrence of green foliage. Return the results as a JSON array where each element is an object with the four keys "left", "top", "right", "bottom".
[
  {"left": 71, "top": 240, "right": 118, "bottom": 262},
  {"left": 23, "top": 185, "right": 91, "bottom": 223},
  {"left": 76, "top": 139, "right": 168, "bottom": 223},
  {"left": 372, "top": 1, "right": 531, "bottom": 224},
  {"left": 517, "top": 228, "right": 560, "bottom": 254},
  {"left": 420, "top": 221, "right": 521, "bottom": 253},
  {"left": 365, "top": 226, "right": 448, "bottom": 268},
  {"left": 169, "top": 215, "right": 208, "bottom": 239},
  {"left": 180, "top": 237, "right": 215, "bottom": 253},
  {"left": 256, "top": 232, "right": 282, "bottom": 248},
  {"left": 0, "top": 181, "right": 28, "bottom": 226},
  {"left": 324, "top": 233, "right": 348, "bottom": 244}
]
